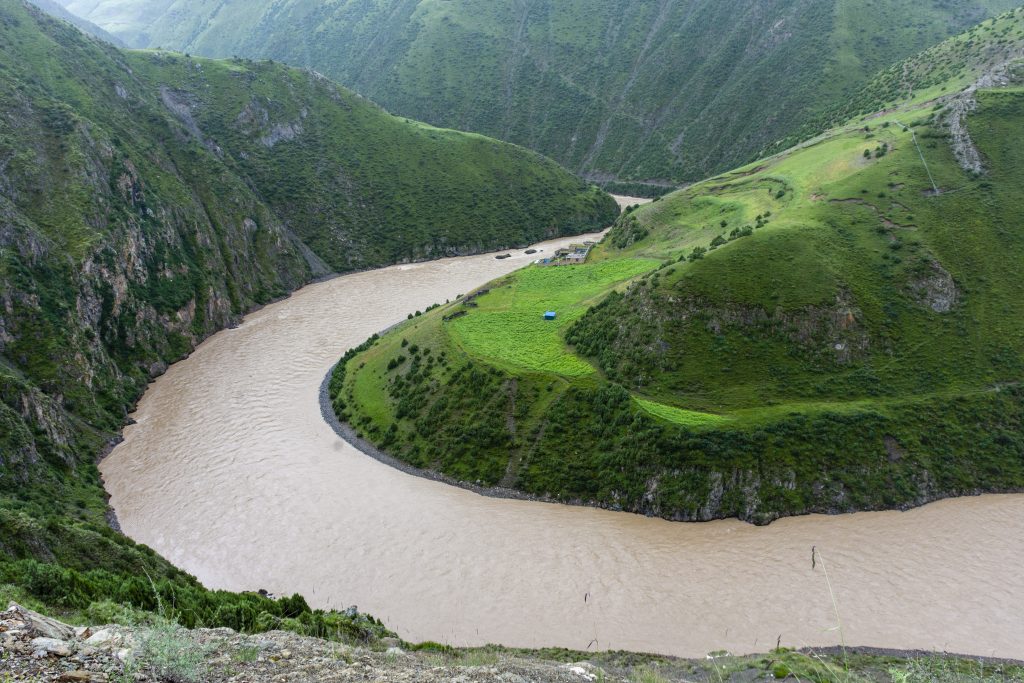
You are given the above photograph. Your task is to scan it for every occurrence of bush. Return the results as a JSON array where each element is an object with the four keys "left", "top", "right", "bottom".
[{"left": 137, "top": 620, "right": 209, "bottom": 683}]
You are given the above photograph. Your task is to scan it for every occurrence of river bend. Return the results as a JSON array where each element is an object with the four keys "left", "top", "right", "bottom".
[{"left": 102, "top": 198, "right": 1024, "bottom": 658}]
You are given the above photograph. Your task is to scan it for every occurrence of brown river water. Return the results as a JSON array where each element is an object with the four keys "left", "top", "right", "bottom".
[{"left": 102, "top": 197, "right": 1024, "bottom": 658}]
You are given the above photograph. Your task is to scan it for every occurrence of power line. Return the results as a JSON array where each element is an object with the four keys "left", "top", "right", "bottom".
[{"left": 896, "top": 121, "right": 939, "bottom": 195}]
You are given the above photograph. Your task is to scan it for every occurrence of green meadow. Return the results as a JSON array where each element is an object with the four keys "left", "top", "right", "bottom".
[{"left": 447, "top": 259, "right": 658, "bottom": 376}]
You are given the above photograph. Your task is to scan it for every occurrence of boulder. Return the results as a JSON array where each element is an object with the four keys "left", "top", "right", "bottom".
[
  {"left": 30, "top": 636, "right": 73, "bottom": 657},
  {"left": 4, "top": 603, "right": 76, "bottom": 640},
  {"left": 84, "top": 629, "right": 120, "bottom": 648},
  {"left": 565, "top": 663, "right": 600, "bottom": 681}
]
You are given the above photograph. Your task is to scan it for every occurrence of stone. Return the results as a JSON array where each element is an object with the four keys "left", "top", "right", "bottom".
[
  {"left": 385, "top": 647, "right": 407, "bottom": 657},
  {"left": 380, "top": 637, "right": 402, "bottom": 648},
  {"left": 566, "top": 663, "right": 599, "bottom": 681},
  {"left": 6, "top": 604, "right": 76, "bottom": 641},
  {"left": 29, "top": 637, "right": 73, "bottom": 657},
  {"left": 84, "top": 629, "right": 119, "bottom": 647}
]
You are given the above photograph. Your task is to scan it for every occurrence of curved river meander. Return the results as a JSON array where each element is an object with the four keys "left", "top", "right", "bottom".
[{"left": 103, "top": 199, "right": 1024, "bottom": 659}]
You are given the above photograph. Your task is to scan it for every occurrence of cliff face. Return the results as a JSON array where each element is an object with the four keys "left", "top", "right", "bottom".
[{"left": 0, "top": 10, "right": 313, "bottom": 493}]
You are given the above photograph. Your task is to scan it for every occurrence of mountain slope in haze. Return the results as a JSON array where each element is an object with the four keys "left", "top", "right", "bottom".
[
  {"left": 25, "top": 0, "right": 124, "bottom": 44},
  {"left": 334, "top": 8, "right": 1024, "bottom": 524},
  {"left": 0, "top": 0, "right": 614, "bottom": 619},
  {"left": 57, "top": 0, "right": 1021, "bottom": 189}
]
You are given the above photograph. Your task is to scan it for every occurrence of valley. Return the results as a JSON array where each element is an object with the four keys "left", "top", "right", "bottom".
[{"left": 2, "top": 0, "right": 1024, "bottom": 676}]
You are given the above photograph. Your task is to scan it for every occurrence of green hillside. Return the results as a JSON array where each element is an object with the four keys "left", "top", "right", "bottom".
[
  {"left": 58, "top": 0, "right": 1021, "bottom": 188},
  {"left": 334, "top": 8, "right": 1024, "bottom": 524},
  {"left": 0, "top": 0, "right": 612, "bottom": 628},
  {"left": 126, "top": 55, "right": 615, "bottom": 272}
]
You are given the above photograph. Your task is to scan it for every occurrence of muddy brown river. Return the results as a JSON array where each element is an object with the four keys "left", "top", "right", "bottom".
[{"left": 102, "top": 197, "right": 1024, "bottom": 658}]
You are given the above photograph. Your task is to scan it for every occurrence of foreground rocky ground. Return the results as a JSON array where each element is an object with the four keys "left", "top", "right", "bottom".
[{"left": 3, "top": 603, "right": 1023, "bottom": 682}]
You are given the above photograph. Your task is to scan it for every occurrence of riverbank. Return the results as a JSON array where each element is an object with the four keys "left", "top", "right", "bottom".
[
  {"left": 318, "top": 366, "right": 644, "bottom": 513},
  {"left": 322, "top": 348, "right": 1024, "bottom": 527},
  {"left": 4, "top": 603, "right": 1023, "bottom": 683}
]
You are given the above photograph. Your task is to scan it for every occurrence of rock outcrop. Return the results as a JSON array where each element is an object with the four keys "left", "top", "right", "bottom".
[{"left": 0, "top": 603, "right": 605, "bottom": 682}]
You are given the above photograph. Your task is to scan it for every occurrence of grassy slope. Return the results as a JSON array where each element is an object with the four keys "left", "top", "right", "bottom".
[
  {"left": 447, "top": 258, "right": 658, "bottom": 376},
  {"left": 0, "top": 0, "right": 613, "bottom": 637},
  {"left": 57, "top": 0, "right": 1020, "bottom": 187},
  {"left": 336, "top": 8, "right": 1024, "bottom": 523}
]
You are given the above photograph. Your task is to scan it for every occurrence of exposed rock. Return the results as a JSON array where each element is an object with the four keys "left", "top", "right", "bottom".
[
  {"left": 59, "top": 671, "right": 107, "bottom": 682},
  {"left": 943, "top": 46, "right": 1024, "bottom": 174},
  {"left": 884, "top": 436, "right": 906, "bottom": 462},
  {"left": 4, "top": 603, "right": 76, "bottom": 641},
  {"left": 159, "top": 86, "right": 223, "bottom": 157},
  {"left": 260, "top": 121, "right": 303, "bottom": 148},
  {"left": 911, "top": 260, "right": 957, "bottom": 313},
  {"left": 84, "top": 629, "right": 121, "bottom": 648},
  {"left": 565, "top": 662, "right": 600, "bottom": 680},
  {"left": 30, "top": 636, "right": 73, "bottom": 657}
]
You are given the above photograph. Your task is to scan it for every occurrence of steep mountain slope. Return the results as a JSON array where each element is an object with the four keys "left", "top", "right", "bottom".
[
  {"left": 0, "top": 0, "right": 614, "bottom": 619},
  {"left": 125, "top": 54, "right": 616, "bottom": 271},
  {"left": 334, "top": 8, "right": 1024, "bottom": 524},
  {"left": 58, "top": 0, "right": 1021, "bottom": 188}
]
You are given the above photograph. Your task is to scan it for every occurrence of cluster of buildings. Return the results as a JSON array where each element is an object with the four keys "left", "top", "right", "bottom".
[{"left": 537, "top": 242, "right": 595, "bottom": 266}]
